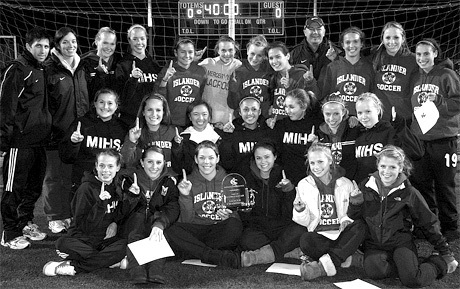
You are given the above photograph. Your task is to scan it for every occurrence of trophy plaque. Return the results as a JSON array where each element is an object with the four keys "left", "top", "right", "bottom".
[{"left": 219, "top": 173, "right": 255, "bottom": 211}]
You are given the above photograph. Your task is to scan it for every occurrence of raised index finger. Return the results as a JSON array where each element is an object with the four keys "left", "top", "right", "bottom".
[
  {"left": 76, "top": 121, "right": 81, "bottom": 134},
  {"left": 135, "top": 117, "right": 140, "bottom": 130},
  {"left": 133, "top": 173, "right": 138, "bottom": 186},
  {"left": 309, "top": 64, "right": 313, "bottom": 72},
  {"left": 282, "top": 170, "right": 286, "bottom": 179},
  {"left": 132, "top": 61, "right": 136, "bottom": 70},
  {"left": 311, "top": 125, "right": 315, "bottom": 135},
  {"left": 101, "top": 182, "right": 105, "bottom": 194},
  {"left": 182, "top": 169, "right": 187, "bottom": 182},
  {"left": 169, "top": 60, "right": 173, "bottom": 68},
  {"left": 175, "top": 127, "right": 180, "bottom": 138}
]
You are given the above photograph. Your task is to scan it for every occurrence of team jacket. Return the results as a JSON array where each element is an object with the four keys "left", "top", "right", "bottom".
[
  {"left": 316, "top": 120, "right": 360, "bottom": 180},
  {"left": 289, "top": 37, "right": 341, "bottom": 80},
  {"left": 272, "top": 113, "right": 322, "bottom": 185},
  {"left": 45, "top": 49, "right": 89, "bottom": 146},
  {"left": 409, "top": 59, "right": 460, "bottom": 141},
  {"left": 68, "top": 172, "right": 127, "bottom": 241},
  {"left": 81, "top": 50, "right": 122, "bottom": 102},
  {"left": 319, "top": 56, "right": 374, "bottom": 115},
  {"left": 237, "top": 161, "right": 295, "bottom": 223},
  {"left": 199, "top": 57, "right": 242, "bottom": 124},
  {"left": 0, "top": 50, "right": 51, "bottom": 150},
  {"left": 348, "top": 173, "right": 451, "bottom": 255},
  {"left": 354, "top": 119, "right": 423, "bottom": 183},
  {"left": 293, "top": 174, "right": 354, "bottom": 232},
  {"left": 178, "top": 165, "right": 239, "bottom": 225},
  {"left": 370, "top": 49, "right": 418, "bottom": 121},
  {"left": 155, "top": 61, "right": 206, "bottom": 127},
  {"left": 171, "top": 123, "right": 221, "bottom": 175},
  {"left": 120, "top": 167, "right": 180, "bottom": 231},
  {"left": 59, "top": 111, "right": 128, "bottom": 185},
  {"left": 270, "top": 64, "right": 319, "bottom": 118},
  {"left": 115, "top": 54, "right": 161, "bottom": 124},
  {"left": 227, "top": 59, "right": 273, "bottom": 118},
  {"left": 120, "top": 125, "right": 176, "bottom": 171},
  {"left": 219, "top": 116, "right": 272, "bottom": 173}
]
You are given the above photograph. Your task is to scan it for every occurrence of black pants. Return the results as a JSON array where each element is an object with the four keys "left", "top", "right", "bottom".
[
  {"left": 164, "top": 218, "right": 242, "bottom": 259},
  {"left": 300, "top": 220, "right": 366, "bottom": 267},
  {"left": 56, "top": 235, "right": 127, "bottom": 273},
  {"left": 410, "top": 137, "right": 458, "bottom": 232},
  {"left": 1, "top": 147, "right": 46, "bottom": 241},
  {"left": 240, "top": 219, "right": 306, "bottom": 261}
]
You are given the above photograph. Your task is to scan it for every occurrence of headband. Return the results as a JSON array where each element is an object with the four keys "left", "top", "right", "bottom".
[{"left": 321, "top": 100, "right": 345, "bottom": 109}]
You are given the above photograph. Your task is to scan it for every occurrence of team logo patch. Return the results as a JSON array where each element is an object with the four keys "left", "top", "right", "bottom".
[
  {"left": 181, "top": 85, "right": 193, "bottom": 96},
  {"left": 418, "top": 92, "right": 428, "bottom": 104},
  {"left": 202, "top": 200, "right": 216, "bottom": 214},
  {"left": 275, "top": 95, "right": 285, "bottom": 109},
  {"left": 343, "top": 82, "right": 357, "bottom": 95},
  {"left": 161, "top": 186, "right": 168, "bottom": 196},
  {"left": 382, "top": 72, "right": 396, "bottom": 84},
  {"left": 321, "top": 203, "right": 334, "bottom": 218},
  {"left": 250, "top": 85, "right": 262, "bottom": 97}
]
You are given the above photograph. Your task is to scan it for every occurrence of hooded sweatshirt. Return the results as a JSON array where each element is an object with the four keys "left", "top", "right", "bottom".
[
  {"left": 155, "top": 61, "right": 207, "bottom": 127},
  {"left": 199, "top": 57, "right": 242, "bottom": 124},
  {"left": 319, "top": 56, "right": 374, "bottom": 115},
  {"left": 410, "top": 59, "right": 460, "bottom": 141},
  {"left": 228, "top": 59, "right": 274, "bottom": 118},
  {"left": 178, "top": 165, "right": 239, "bottom": 225}
]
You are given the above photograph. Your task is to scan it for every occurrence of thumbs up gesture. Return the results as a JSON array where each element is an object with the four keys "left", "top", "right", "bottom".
[
  {"left": 307, "top": 125, "right": 318, "bottom": 143},
  {"left": 349, "top": 180, "right": 364, "bottom": 205},
  {"left": 303, "top": 64, "right": 314, "bottom": 81},
  {"left": 280, "top": 70, "right": 290, "bottom": 89},
  {"left": 71, "top": 121, "right": 84, "bottom": 143},
  {"left": 131, "top": 60, "right": 143, "bottom": 79},
  {"left": 276, "top": 170, "right": 294, "bottom": 192},
  {"left": 178, "top": 169, "right": 192, "bottom": 196},
  {"left": 99, "top": 182, "right": 111, "bottom": 200},
  {"left": 128, "top": 173, "right": 140, "bottom": 195},
  {"left": 326, "top": 40, "right": 338, "bottom": 61},
  {"left": 223, "top": 112, "right": 235, "bottom": 133},
  {"left": 129, "top": 117, "right": 142, "bottom": 143}
]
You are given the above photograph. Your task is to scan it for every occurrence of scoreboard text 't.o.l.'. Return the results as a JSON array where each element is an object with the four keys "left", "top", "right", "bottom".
[{"left": 178, "top": 0, "right": 285, "bottom": 36}]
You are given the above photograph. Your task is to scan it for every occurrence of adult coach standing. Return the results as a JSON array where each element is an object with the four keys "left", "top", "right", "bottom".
[
  {"left": 0, "top": 27, "right": 51, "bottom": 249},
  {"left": 290, "top": 16, "right": 339, "bottom": 81}
]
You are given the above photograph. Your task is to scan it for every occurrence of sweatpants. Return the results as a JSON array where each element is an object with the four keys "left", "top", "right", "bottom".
[
  {"left": 410, "top": 137, "right": 458, "bottom": 232},
  {"left": 42, "top": 149, "right": 73, "bottom": 221},
  {"left": 164, "top": 217, "right": 243, "bottom": 259},
  {"left": 300, "top": 220, "right": 366, "bottom": 267},
  {"left": 56, "top": 235, "right": 127, "bottom": 273},
  {"left": 363, "top": 241, "right": 445, "bottom": 287},
  {"left": 1, "top": 147, "right": 46, "bottom": 241},
  {"left": 240, "top": 219, "right": 306, "bottom": 261}
]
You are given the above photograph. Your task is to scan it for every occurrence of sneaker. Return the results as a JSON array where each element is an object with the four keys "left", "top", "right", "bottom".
[
  {"left": 1, "top": 234, "right": 31, "bottom": 250},
  {"left": 109, "top": 256, "right": 128, "bottom": 269},
  {"left": 48, "top": 220, "right": 66, "bottom": 234},
  {"left": 23, "top": 222, "right": 47, "bottom": 241},
  {"left": 63, "top": 218, "right": 72, "bottom": 229},
  {"left": 43, "top": 260, "right": 76, "bottom": 276},
  {"left": 300, "top": 260, "right": 327, "bottom": 280}
]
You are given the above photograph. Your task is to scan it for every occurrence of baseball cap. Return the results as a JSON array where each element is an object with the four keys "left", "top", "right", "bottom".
[{"left": 305, "top": 16, "right": 325, "bottom": 29}]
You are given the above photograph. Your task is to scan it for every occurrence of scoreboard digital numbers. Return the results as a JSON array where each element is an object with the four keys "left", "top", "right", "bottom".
[{"left": 178, "top": 0, "right": 285, "bottom": 36}]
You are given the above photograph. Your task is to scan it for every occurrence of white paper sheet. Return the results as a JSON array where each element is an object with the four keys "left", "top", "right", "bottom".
[
  {"left": 181, "top": 259, "right": 217, "bottom": 267},
  {"left": 318, "top": 230, "right": 341, "bottom": 240},
  {"left": 265, "top": 263, "right": 301, "bottom": 276},
  {"left": 414, "top": 100, "right": 439, "bottom": 134},
  {"left": 127, "top": 237, "right": 175, "bottom": 265},
  {"left": 334, "top": 279, "right": 381, "bottom": 289}
]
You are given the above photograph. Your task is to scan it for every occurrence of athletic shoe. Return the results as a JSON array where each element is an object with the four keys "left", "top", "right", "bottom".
[
  {"left": 1, "top": 233, "right": 31, "bottom": 250},
  {"left": 23, "top": 222, "right": 47, "bottom": 241},
  {"left": 48, "top": 220, "right": 66, "bottom": 234},
  {"left": 43, "top": 260, "right": 76, "bottom": 276},
  {"left": 300, "top": 260, "right": 327, "bottom": 280},
  {"left": 63, "top": 218, "right": 72, "bottom": 229},
  {"left": 109, "top": 256, "right": 128, "bottom": 269}
]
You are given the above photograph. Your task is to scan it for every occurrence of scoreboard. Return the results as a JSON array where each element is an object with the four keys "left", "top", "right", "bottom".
[{"left": 178, "top": 0, "right": 285, "bottom": 36}]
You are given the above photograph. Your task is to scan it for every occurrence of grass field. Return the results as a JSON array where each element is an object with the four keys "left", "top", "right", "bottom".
[{"left": 0, "top": 153, "right": 459, "bottom": 289}]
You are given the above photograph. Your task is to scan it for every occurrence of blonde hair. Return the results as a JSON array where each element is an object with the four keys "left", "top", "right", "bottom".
[{"left": 356, "top": 92, "right": 383, "bottom": 119}]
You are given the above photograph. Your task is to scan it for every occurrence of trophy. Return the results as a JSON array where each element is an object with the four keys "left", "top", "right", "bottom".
[{"left": 218, "top": 173, "right": 255, "bottom": 211}]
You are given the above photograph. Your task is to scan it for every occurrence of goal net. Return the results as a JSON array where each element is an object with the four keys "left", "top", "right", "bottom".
[{"left": 0, "top": 0, "right": 459, "bottom": 69}]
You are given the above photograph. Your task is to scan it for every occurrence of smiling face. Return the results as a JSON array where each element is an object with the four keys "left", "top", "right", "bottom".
[
  {"left": 189, "top": 104, "right": 210, "bottom": 132},
  {"left": 356, "top": 99, "right": 379, "bottom": 129},
  {"left": 58, "top": 32, "right": 77, "bottom": 59},
  {"left": 175, "top": 42, "right": 195, "bottom": 69},
  {"left": 128, "top": 28, "right": 147, "bottom": 57},
  {"left": 26, "top": 38, "right": 50, "bottom": 63},
  {"left": 304, "top": 25, "right": 326, "bottom": 48},
  {"left": 342, "top": 32, "right": 362, "bottom": 59},
  {"left": 254, "top": 147, "right": 276, "bottom": 176},
  {"left": 284, "top": 95, "right": 305, "bottom": 121},
  {"left": 239, "top": 98, "right": 261, "bottom": 129},
  {"left": 378, "top": 156, "right": 402, "bottom": 187},
  {"left": 268, "top": 47, "right": 290, "bottom": 72},
  {"left": 143, "top": 98, "right": 164, "bottom": 130},
  {"left": 141, "top": 150, "right": 165, "bottom": 180},
  {"left": 247, "top": 44, "right": 266, "bottom": 70},
  {"left": 96, "top": 32, "right": 116, "bottom": 61},
  {"left": 383, "top": 27, "right": 404, "bottom": 56},
  {"left": 195, "top": 147, "right": 219, "bottom": 179},
  {"left": 96, "top": 154, "right": 120, "bottom": 184},
  {"left": 416, "top": 44, "right": 437, "bottom": 73},
  {"left": 95, "top": 92, "right": 118, "bottom": 121},
  {"left": 308, "top": 151, "right": 332, "bottom": 182},
  {"left": 217, "top": 41, "right": 236, "bottom": 64},
  {"left": 323, "top": 102, "right": 345, "bottom": 131}
]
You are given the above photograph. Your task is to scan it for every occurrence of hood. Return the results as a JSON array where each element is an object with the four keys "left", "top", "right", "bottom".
[
  {"left": 182, "top": 124, "right": 220, "bottom": 144},
  {"left": 428, "top": 58, "right": 454, "bottom": 72},
  {"left": 50, "top": 47, "right": 81, "bottom": 74}
]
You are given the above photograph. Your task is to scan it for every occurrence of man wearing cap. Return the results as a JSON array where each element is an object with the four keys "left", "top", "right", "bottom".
[{"left": 290, "top": 16, "right": 339, "bottom": 80}]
